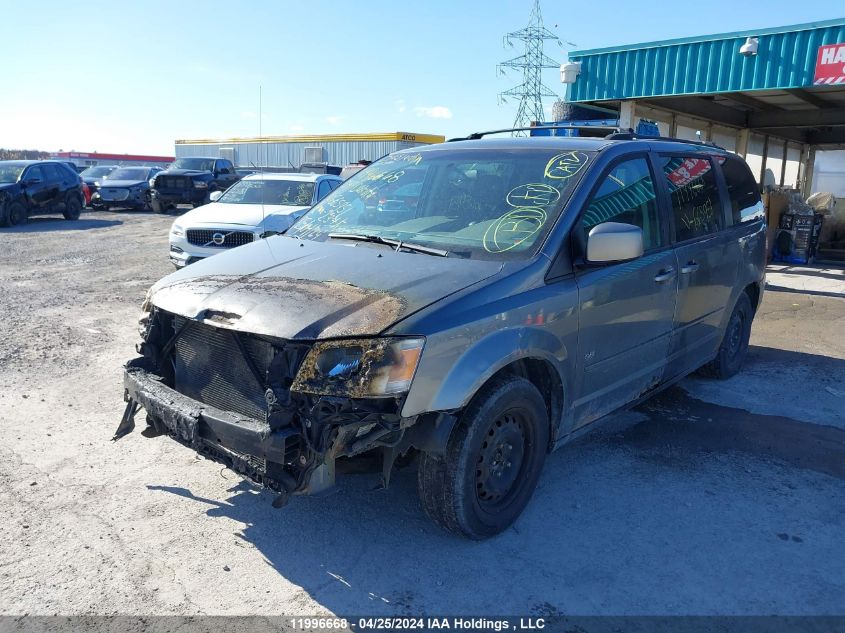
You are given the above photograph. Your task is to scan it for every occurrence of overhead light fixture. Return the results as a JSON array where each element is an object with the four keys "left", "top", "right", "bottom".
[{"left": 739, "top": 37, "right": 759, "bottom": 57}]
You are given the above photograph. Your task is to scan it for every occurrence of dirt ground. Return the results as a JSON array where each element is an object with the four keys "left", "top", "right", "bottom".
[{"left": 1, "top": 210, "right": 843, "bottom": 616}]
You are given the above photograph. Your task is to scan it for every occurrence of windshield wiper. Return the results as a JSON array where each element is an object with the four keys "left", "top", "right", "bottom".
[{"left": 328, "top": 233, "right": 448, "bottom": 257}]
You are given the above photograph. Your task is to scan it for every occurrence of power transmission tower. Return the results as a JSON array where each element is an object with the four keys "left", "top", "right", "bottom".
[{"left": 498, "top": 0, "right": 562, "bottom": 134}]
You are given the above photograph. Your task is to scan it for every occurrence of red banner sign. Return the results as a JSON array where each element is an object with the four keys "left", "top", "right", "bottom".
[{"left": 814, "top": 43, "right": 845, "bottom": 85}]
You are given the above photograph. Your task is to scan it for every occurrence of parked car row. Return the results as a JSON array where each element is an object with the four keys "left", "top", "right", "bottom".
[{"left": 0, "top": 154, "right": 350, "bottom": 228}]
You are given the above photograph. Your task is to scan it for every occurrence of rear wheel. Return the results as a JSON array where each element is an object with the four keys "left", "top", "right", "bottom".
[
  {"left": 417, "top": 376, "right": 549, "bottom": 539},
  {"left": 63, "top": 194, "right": 82, "bottom": 220},
  {"left": 4, "top": 201, "right": 27, "bottom": 227},
  {"left": 700, "top": 292, "right": 753, "bottom": 379}
]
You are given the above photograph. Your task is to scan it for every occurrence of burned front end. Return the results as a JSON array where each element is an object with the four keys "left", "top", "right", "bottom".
[{"left": 119, "top": 302, "right": 435, "bottom": 505}]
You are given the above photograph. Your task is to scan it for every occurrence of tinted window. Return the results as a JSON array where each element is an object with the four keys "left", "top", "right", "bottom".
[
  {"left": 721, "top": 156, "right": 764, "bottom": 225},
  {"left": 659, "top": 156, "right": 722, "bottom": 241},
  {"left": 170, "top": 158, "right": 215, "bottom": 171},
  {"left": 316, "top": 180, "right": 332, "bottom": 201},
  {"left": 109, "top": 168, "right": 149, "bottom": 181},
  {"left": 328, "top": 179, "right": 341, "bottom": 191},
  {"left": 40, "top": 164, "right": 58, "bottom": 181},
  {"left": 25, "top": 165, "right": 45, "bottom": 182},
  {"left": 52, "top": 164, "right": 71, "bottom": 181},
  {"left": 582, "top": 157, "right": 663, "bottom": 251}
]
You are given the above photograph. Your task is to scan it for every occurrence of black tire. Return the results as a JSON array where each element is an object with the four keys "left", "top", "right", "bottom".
[
  {"left": 417, "top": 376, "right": 549, "bottom": 539},
  {"left": 700, "top": 292, "right": 753, "bottom": 379},
  {"left": 4, "top": 201, "right": 27, "bottom": 227},
  {"left": 150, "top": 197, "right": 165, "bottom": 213},
  {"left": 141, "top": 191, "right": 152, "bottom": 212},
  {"left": 63, "top": 194, "right": 82, "bottom": 220}
]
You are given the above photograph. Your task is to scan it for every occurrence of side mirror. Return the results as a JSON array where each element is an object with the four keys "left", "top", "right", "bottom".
[
  {"left": 586, "top": 222, "right": 644, "bottom": 263},
  {"left": 209, "top": 190, "right": 223, "bottom": 202}
]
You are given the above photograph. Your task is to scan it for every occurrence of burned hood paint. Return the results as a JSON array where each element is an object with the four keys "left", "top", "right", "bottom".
[{"left": 150, "top": 236, "right": 503, "bottom": 340}]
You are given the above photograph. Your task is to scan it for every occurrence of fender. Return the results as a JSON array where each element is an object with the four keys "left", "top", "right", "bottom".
[{"left": 401, "top": 325, "right": 569, "bottom": 420}]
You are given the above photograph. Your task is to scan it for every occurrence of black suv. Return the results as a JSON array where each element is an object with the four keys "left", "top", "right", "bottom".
[
  {"left": 0, "top": 160, "right": 85, "bottom": 227},
  {"left": 150, "top": 157, "right": 240, "bottom": 212}
]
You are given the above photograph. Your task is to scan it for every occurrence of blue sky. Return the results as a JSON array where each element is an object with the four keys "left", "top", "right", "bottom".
[{"left": 0, "top": 1, "right": 842, "bottom": 155}]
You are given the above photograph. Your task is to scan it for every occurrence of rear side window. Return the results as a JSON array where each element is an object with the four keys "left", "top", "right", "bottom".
[
  {"left": 582, "top": 157, "right": 664, "bottom": 251},
  {"left": 659, "top": 156, "right": 722, "bottom": 242},
  {"left": 721, "top": 156, "right": 764, "bottom": 225},
  {"left": 41, "top": 164, "right": 61, "bottom": 181}
]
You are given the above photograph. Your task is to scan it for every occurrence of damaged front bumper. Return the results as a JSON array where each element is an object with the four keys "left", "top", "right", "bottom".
[
  {"left": 122, "top": 357, "right": 300, "bottom": 491},
  {"left": 119, "top": 355, "right": 450, "bottom": 503}
]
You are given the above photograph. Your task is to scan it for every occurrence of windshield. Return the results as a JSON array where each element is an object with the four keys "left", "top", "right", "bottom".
[
  {"left": 80, "top": 166, "right": 114, "bottom": 179},
  {"left": 218, "top": 178, "right": 315, "bottom": 206},
  {"left": 288, "top": 148, "right": 594, "bottom": 260},
  {"left": 0, "top": 164, "right": 26, "bottom": 183},
  {"left": 170, "top": 158, "right": 214, "bottom": 171},
  {"left": 108, "top": 168, "right": 148, "bottom": 181}
]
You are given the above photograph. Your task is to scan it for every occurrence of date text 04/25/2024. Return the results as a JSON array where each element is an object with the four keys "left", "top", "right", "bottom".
[{"left": 289, "top": 618, "right": 547, "bottom": 631}]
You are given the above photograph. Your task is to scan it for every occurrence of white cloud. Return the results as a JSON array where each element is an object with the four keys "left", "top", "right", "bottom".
[
  {"left": 394, "top": 99, "right": 407, "bottom": 113},
  {"left": 414, "top": 105, "right": 452, "bottom": 119},
  {"left": 325, "top": 115, "right": 345, "bottom": 126}
]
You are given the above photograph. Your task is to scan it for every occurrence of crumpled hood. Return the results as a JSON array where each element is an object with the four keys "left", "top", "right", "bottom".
[
  {"left": 178, "top": 202, "right": 310, "bottom": 229},
  {"left": 150, "top": 236, "right": 503, "bottom": 340}
]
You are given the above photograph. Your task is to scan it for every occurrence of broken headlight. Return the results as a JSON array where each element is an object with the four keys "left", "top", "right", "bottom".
[
  {"left": 138, "top": 289, "right": 153, "bottom": 340},
  {"left": 291, "top": 338, "right": 424, "bottom": 397}
]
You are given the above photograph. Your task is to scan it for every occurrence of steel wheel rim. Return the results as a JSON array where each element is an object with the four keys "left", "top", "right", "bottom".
[
  {"left": 475, "top": 410, "right": 528, "bottom": 511},
  {"left": 726, "top": 311, "right": 744, "bottom": 360}
]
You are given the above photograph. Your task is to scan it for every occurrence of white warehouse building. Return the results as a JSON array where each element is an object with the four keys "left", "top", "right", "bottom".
[{"left": 174, "top": 132, "right": 445, "bottom": 169}]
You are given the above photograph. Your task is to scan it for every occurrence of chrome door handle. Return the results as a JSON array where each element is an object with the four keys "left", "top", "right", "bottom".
[
  {"left": 680, "top": 261, "right": 700, "bottom": 274},
  {"left": 654, "top": 268, "right": 676, "bottom": 283}
]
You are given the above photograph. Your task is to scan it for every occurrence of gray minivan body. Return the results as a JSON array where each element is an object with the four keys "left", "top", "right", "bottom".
[{"left": 120, "top": 135, "right": 766, "bottom": 538}]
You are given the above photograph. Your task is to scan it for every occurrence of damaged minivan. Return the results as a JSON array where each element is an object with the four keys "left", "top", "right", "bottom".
[{"left": 118, "top": 129, "right": 766, "bottom": 539}]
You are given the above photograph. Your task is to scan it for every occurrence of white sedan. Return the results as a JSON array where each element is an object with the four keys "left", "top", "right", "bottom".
[{"left": 168, "top": 172, "right": 342, "bottom": 267}]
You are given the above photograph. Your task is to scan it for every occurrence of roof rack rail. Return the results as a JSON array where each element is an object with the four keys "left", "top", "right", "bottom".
[
  {"left": 604, "top": 131, "right": 724, "bottom": 149},
  {"left": 447, "top": 125, "right": 633, "bottom": 142}
]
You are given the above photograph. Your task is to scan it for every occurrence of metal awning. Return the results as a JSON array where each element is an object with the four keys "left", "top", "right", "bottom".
[{"left": 565, "top": 18, "right": 845, "bottom": 146}]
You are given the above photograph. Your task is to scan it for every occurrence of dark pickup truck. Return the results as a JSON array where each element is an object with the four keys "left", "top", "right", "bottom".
[{"left": 150, "top": 157, "right": 239, "bottom": 212}]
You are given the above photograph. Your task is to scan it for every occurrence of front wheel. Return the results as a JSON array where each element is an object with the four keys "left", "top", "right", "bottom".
[
  {"left": 150, "top": 197, "right": 165, "bottom": 213},
  {"left": 700, "top": 292, "right": 753, "bottom": 379},
  {"left": 4, "top": 201, "right": 27, "bottom": 227},
  {"left": 417, "top": 376, "right": 549, "bottom": 539}
]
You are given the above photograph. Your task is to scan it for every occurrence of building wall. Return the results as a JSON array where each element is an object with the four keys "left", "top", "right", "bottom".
[{"left": 174, "top": 139, "right": 430, "bottom": 168}]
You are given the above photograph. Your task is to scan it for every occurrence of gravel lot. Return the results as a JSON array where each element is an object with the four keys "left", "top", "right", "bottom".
[{"left": 1, "top": 209, "right": 844, "bottom": 616}]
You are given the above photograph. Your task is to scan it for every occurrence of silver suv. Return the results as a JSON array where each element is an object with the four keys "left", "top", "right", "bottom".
[{"left": 118, "top": 130, "right": 766, "bottom": 539}]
